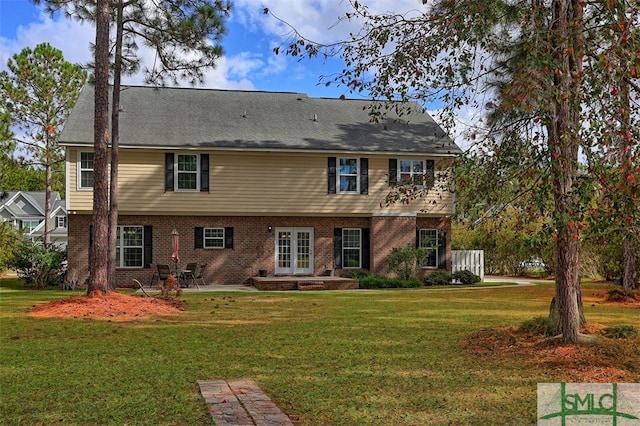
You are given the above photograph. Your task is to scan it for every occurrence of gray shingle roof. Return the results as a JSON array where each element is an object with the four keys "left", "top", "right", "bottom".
[
  {"left": 0, "top": 191, "right": 64, "bottom": 218},
  {"left": 60, "top": 85, "right": 462, "bottom": 156}
]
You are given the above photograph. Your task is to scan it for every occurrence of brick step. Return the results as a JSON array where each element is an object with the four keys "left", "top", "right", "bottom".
[{"left": 297, "top": 281, "right": 326, "bottom": 291}]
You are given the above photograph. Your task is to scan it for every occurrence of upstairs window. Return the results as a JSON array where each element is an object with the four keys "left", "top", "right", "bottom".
[
  {"left": 389, "top": 159, "right": 435, "bottom": 188},
  {"left": 399, "top": 160, "right": 425, "bottom": 185},
  {"left": 78, "top": 152, "right": 94, "bottom": 189},
  {"left": 339, "top": 158, "right": 359, "bottom": 193},
  {"left": 177, "top": 154, "right": 198, "bottom": 190},
  {"left": 56, "top": 216, "right": 67, "bottom": 228},
  {"left": 327, "top": 157, "right": 368, "bottom": 194},
  {"left": 165, "top": 153, "right": 209, "bottom": 192}
]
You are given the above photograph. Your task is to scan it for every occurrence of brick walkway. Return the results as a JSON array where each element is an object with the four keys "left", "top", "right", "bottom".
[{"left": 198, "top": 379, "right": 294, "bottom": 426}]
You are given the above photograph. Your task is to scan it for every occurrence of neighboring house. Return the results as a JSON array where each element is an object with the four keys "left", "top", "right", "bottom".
[
  {"left": 59, "top": 85, "right": 462, "bottom": 286},
  {"left": 0, "top": 191, "right": 68, "bottom": 249}
]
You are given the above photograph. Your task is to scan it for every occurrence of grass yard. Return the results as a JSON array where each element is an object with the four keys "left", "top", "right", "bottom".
[{"left": 0, "top": 278, "right": 638, "bottom": 425}]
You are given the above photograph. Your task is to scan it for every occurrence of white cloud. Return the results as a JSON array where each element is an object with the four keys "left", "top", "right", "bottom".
[
  {"left": 0, "top": 4, "right": 257, "bottom": 90},
  {"left": 233, "top": 0, "right": 427, "bottom": 44},
  {"left": 0, "top": 7, "right": 94, "bottom": 72}
]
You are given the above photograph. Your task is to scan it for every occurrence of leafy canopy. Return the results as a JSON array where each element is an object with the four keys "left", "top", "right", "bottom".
[{"left": 39, "top": 0, "right": 232, "bottom": 85}]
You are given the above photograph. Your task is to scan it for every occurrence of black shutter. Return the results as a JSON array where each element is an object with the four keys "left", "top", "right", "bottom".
[
  {"left": 195, "top": 227, "right": 203, "bottom": 249},
  {"left": 437, "top": 230, "right": 447, "bottom": 269},
  {"left": 426, "top": 159, "right": 435, "bottom": 188},
  {"left": 165, "top": 153, "right": 174, "bottom": 191},
  {"left": 333, "top": 228, "right": 342, "bottom": 269},
  {"left": 361, "top": 228, "right": 370, "bottom": 269},
  {"left": 360, "top": 158, "right": 368, "bottom": 194},
  {"left": 416, "top": 228, "right": 420, "bottom": 249},
  {"left": 224, "top": 227, "right": 234, "bottom": 249},
  {"left": 143, "top": 226, "right": 152, "bottom": 268},
  {"left": 200, "top": 154, "right": 209, "bottom": 192},
  {"left": 328, "top": 157, "right": 336, "bottom": 194},
  {"left": 389, "top": 159, "right": 397, "bottom": 186}
]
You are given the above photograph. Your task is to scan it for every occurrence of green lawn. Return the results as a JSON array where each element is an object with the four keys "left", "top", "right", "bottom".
[{"left": 1, "top": 278, "right": 638, "bottom": 425}]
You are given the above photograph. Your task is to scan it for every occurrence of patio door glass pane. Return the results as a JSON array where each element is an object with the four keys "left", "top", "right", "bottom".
[
  {"left": 296, "top": 230, "right": 311, "bottom": 270},
  {"left": 277, "top": 231, "right": 292, "bottom": 269}
]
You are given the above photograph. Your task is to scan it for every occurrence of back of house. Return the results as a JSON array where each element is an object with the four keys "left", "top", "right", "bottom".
[{"left": 60, "top": 85, "right": 461, "bottom": 286}]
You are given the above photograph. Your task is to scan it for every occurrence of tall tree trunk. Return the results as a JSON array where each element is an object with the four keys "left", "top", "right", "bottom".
[
  {"left": 546, "top": 0, "right": 585, "bottom": 343},
  {"left": 623, "top": 237, "right": 638, "bottom": 290},
  {"left": 44, "top": 134, "right": 51, "bottom": 245},
  {"left": 615, "top": 4, "right": 637, "bottom": 291},
  {"left": 107, "top": 0, "right": 124, "bottom": 290},
  {"left": 88, "top": 0, "right": 110, "bottom": 296}
]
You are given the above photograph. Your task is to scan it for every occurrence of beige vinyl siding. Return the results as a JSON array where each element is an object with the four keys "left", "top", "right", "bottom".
[{"left": 66, "top": 148, "right": 454, "bottom": 215}]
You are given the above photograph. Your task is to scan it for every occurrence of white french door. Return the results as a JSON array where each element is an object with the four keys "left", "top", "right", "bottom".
[{"left": 275, "top": 228, "right": 314, "bottom": 275}]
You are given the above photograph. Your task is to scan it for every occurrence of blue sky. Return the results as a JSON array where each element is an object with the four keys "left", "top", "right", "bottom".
[
  {"left": 1, "top": 0, "right": 474, "bottom": 145},
  {"left": 0, "top": 0, "right": 407, "bottom": 99}
]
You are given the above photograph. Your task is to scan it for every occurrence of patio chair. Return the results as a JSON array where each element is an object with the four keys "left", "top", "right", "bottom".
[
  {"left": 180, "top": 262, "right": 199, "bottom": 288},
  {"left": 193, "top": 263, "right": 207, "bottom": 288},
  {"left": 151, "top": 264, "right": 172, "bottom": 288}
]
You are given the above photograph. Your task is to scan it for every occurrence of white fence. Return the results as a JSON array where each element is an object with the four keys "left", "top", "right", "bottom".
[{"left": 452, "top": 250, "right": 484, "bottom": 281}]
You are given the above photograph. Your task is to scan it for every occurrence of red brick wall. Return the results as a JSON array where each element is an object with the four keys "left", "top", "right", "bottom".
[
  {"left": 67, "top": 214, "right": 450, "bottom": 287},
  {"left": 371, "top": 216, "right": 416, "bottom": 275}
]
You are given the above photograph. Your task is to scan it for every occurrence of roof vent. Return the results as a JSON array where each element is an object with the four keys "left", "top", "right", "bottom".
[
  {"left": 313, "top": 113, "right": 317, "bottom": 122},
  {"left": 242, "top": 110, "right": 247, "bottom": 118}
]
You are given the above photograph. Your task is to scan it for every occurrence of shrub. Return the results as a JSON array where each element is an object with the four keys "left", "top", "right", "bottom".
[
  {"left": 359, "top": 275, "right": 422, "bottom": 289},
  {"left": 387, "top": 245, "right": 428, "bottom": 280},
  {"left": 9, "top": 241, "right": 66, "bottom": 288},
  {"left": 340, "top": 269, "right": 370, "bottom": 280},
  {"left": 452, "top": 270, "right": 481, "bottom": 285},
  {"left": 601, "top": 325, "right": 638, "bottom": 339},
  {"left": 0, "top": 222, "right": 21, "bottom": 273},
  {"left": 424, "top": 270, "right": 452, "bottom": 286},
  {"left": 519, "top": 316, "right": 550, "bottom": 335},
  {"left": 606, "top": 288, "right": 637, "bottom": 302}
]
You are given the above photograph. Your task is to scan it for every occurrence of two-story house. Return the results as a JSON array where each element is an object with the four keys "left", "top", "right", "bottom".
[
  {"left": 59, "top": 85, "right": 462, "bottom": 286},
  {"left": 0, "top": 191, "right": 68, "bottom": 248}
]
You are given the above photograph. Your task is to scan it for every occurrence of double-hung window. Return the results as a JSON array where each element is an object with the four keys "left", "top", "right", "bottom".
[
  {"left": 399, "top": 160, "right": 425, "bottom": 185},
  {"left": 116, "top": 226, "right": 144, "bottom": 268},
  {"left": 56, "top": 216, "right": 67, "bottom": 228},
  {"left": 203, "top": 227, "right": 225, "bottom": 249},
  {"left": 339, "top": 158, "right": 359, "bottom": 193},
  {"left": 342, "top": 228, "right": 362, "bottom": 268},
  {"left": 165, "top": 153, "right": 209, "bottom": 192},
  {"left": 78, "top": 152, "right": 94, "bottom": 189},
  {"left": 176, "top": 154, "right": 199, "bottom": 191},
  {"left": 418, "top": 229, "right": 438, "bottom": 268},
  {"left": 389, "top": 159, "right": 434, "bottom": 188}
]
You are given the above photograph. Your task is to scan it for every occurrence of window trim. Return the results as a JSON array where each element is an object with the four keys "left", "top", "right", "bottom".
[
  {"left": 116, "top": 225, "right": 144, "bottom": 269},
  {"left": 418, "top": 228, "right": 439, "bottom": 269},
  {"left": 203, "top": 227, "right": 225, "bottom": 249},
  {"left": 342, "top": 228, "right": 362, "bottom": 269},
  {"left": 338, "top": 157, "right": 360, "bottom": 194},
  {"left": 175, "top": 153, "right": 200, "bottom": 192},
  {"left": 77, "top": 151, "right": 94, "bottom": 190}
]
